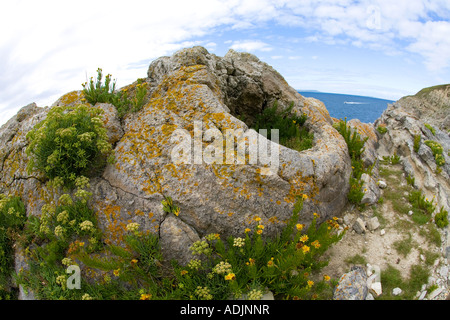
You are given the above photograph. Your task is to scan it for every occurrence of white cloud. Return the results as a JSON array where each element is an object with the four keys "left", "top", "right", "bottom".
[
  {"left": 1, "top": 0, "right": 450, "bottom": 125},
  {"left": 230, "top": 40, "right": 273, "bottom": 52}
]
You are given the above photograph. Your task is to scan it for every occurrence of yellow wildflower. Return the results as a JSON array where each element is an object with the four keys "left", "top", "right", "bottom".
[
  {"left": 300, "top": 235, "right": 309, "bottom": 242},
  {"left": 307, "top": 280, "right": 314, "bottom": 287},
  {"left": 313, "top": 212, "right": 320, "bottom": 218},
  {"left": 302, "top": 245, "right": 310, "bottom": 254},
  {"left": 311, "top": 240, "right": 321, "bottom": 249},
  {"left": 140, "top": 293, "right": 152, "bottom": 300},
  {"left": 296, "top": 223, "right": 304, "bottom": 231},
  {"left": 113, "top": 268, "right": 120, "bottom": 277},
  {"left": 180, "top": 270, "right": 188, "bottom": 276},
  {"left": 256, "top": 229, "right": 263, "bottom": 235},
  {"left": 225, "top": 273, "right": 236, "bottom": 281},
  {"left": 267, "top": 257, "right": 275, "bottom": 267},
  {"left": 244, "top": 228, "right": 251, "bottom": 233},
  {"left": 301, "top": 194, "right": 308, "bottom": 200},
  {"left": 131, "top": 259, "right": 138, "bottom": 265},
  {"left": 254, "top": 216, "right": 261, "bottom": 222},
  {"left": 323, "top": 275, "right": 331, "bottom": 282},
  {"left": 257, "top": 225, "right": 264, "bottom": 230}
]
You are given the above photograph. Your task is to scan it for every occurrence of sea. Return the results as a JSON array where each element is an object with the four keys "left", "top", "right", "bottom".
[{"left": 298, "top": 91, "right": 395, "bottom": 124}]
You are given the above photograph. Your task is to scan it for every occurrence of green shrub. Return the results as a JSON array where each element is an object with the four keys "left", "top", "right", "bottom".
[
  {"left": 376, "top": 125, "right": 387, "bottom": 134},
  {"left": 252, "top": 101, "right": 313, "bottom": 152},
  {"left": 171, "top": 197, "right": 343, "bottom": 300},
  {"left": 381, "top": 153, "right": 401, "bottom": 165},
  {"left": 335, "top": 118, "right": 369, "bottom": 208},
  {"left": 406, "top": 174, "right": 415, "bottom": 187},
  {"left": 26, "top": 104, "right": 113, "bottom": 188},
  {"left": 23, "top": 196, "right": 343, "bottom": 300},
  {"left": 0, "top": 195, "right": 26, "bottom": 299},
  {"left": 335, "top": 118, "right": 368, "bottom": 161},
  {"left": 413, "top": 134, "right": 421, "bottom": 153},
  {"left": 435, "top": 207, "right": 449, "bottom": 228},
  {"left": 15, "top": 187, "right": 103, "bottom": 300},
  {"left": 424, "top": 124, "right": 436, "bottom": 136},
  {"left": 408, "top": 190, "right": 436, "bottom": 216},
  {"left": 82, "top": 69, "right": 148, "bottom": 118},
  {"left": 82, "top": 68, "right": 116, "bottom": 105},
  {"left": 424, "top": 140, "right": 445, "bottom": 167}
]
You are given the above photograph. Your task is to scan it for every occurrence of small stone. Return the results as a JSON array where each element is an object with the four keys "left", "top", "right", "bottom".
[
  {"left": 445, "top": 246, "right": 450, "bottom": 259},
  {"left": 365, "top": 293, "right": 374, "bottom": 300},
  {"left": 418, "top": 291, "right": 427, "bottom": 300},
  {"left": 439, "top": 266, "right": 448, "bottom": 278},
  {"left": 366, "top": 217, "right": 380, "bottom": 231},
  {"left": 343, "top": 214, "right": 354, "bottom": 226},
  {"left": 353, "top": 218, "right": 366, "bottom": 234},
  {"left": 428, "top": 287, "right": 444, "bottom": 300},
  {"left": 392, "top": 287, "right": 402, "bottom": 296},
  {"left": 261, "top": 290, "right": 274, "bottom": 300},
  {"left": 380, "top": 229, "right": 386, "bottom": 236},
  {"left": 377, "top": 180, "right": 387, "bottom": 189},
  {"left": 408, "top": 210, "right": 413, "bottom": 216},
  {"left": 370, "top": 282, "right": 382, "bottom": 297}
]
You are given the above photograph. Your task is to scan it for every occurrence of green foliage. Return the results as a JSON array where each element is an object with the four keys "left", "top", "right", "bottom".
[
  {"left": 335, "top": 118, "right": 368, "bottom": 161},
  {"left": 424, "top": 140, "right": 445, "bottom": 167},
  {"left": 252, "top": 101, "right": 313, "bottom": 152},
  {"left": 0, "top": 195, "right": 26, "bottom": 299},
  {"left": 18, "top": 196, "right": 343, "bottom": 300},
  {"left": 376, "top": 125, "right": 388, "bottom": 134},
  {"left": 26, "top": 104, "right": 113, "bottom": 188},
  {"left": 15, "top": 187, "right": 104, "bottom": 300},
  {"left": 172, "top": 197, "right": 343, "bottom": 300},
  {"left": 379, "top": 264, "right": 430, "bottom": 300},
  {"left": 413, "top": 134, "right": 421, "bottom": 153},
  {"left": 435, "top": 207, "right": 449, "bottom": 228},
  {"left": 82, "top": 68, "right": 116, "bottom": 105},
  {"left": 405, "top": 174, "right": 415, "bottom": 187},
  {"left": 408, "top": 190, "right": 436, "bottom": 217},
  {"left": 82, "top": 68, "right": 148, "bottom": 118},
  {"left": 382, "top": 153, "right": 401, "bottom": 165},
  {"left": 334, "top": 118, "right": 369, "bottom": 208},
  {"left": 111, "top": 80, "right": 149, "bottom": 118},
  {"left": 161, "top": 196, "right": 180, "bottom": 217},
  {"left": 424, "top": 123, "right": 436, "bottom": 136}
]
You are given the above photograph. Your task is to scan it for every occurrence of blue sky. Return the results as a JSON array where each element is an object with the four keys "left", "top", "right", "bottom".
[{"left": 1, "top": 0, "right": 450, "bottom": 125}]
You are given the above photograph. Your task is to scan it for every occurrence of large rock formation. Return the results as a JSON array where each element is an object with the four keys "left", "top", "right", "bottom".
[
  {"left": 0, "top": 46, "right": 351, "bottom": 265},
  {"left": 375, "top": 85, "right": 450, "bottom": 211}
]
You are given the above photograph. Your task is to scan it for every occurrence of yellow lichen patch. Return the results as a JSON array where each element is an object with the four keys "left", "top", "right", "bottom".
[
  {"left": 284, "top": 170, "right": 316, "bottom": 204},
  {"left": 96, "top": 202, "right": 126, "bottom": 245},
  {"left": 57, "top": 90, "right": 83, "bottom": 105},
  {"left": 350, "top": 121, "right": 377, "bottom": 142}
]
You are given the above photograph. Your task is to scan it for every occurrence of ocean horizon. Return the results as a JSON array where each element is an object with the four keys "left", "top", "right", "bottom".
[{"left": 298, "top": 91, "right": 395, "bottom": 123}]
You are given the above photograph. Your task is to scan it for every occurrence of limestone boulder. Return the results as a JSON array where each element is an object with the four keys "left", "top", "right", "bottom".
[{"left": 0, "top": 46, "right": 351, "bottom": 265}]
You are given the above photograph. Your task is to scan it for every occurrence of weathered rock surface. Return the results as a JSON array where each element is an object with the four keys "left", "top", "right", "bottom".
[
  {"left": 375, "top": 87, "right": 450, "bottom": 212},
  {"left": 333, "top": 266, "right": 368, "bottom": 300},
  {"left": 0, "top": 46, "right": 351, "bottom": 265}
]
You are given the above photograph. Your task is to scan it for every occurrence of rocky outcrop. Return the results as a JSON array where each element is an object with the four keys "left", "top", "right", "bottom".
[
  {"left": 0, "top": 46, "right": 351, "bottom": 265},
  {"left": 375, "top": 86, "right": 450, "bottom": 212}
]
